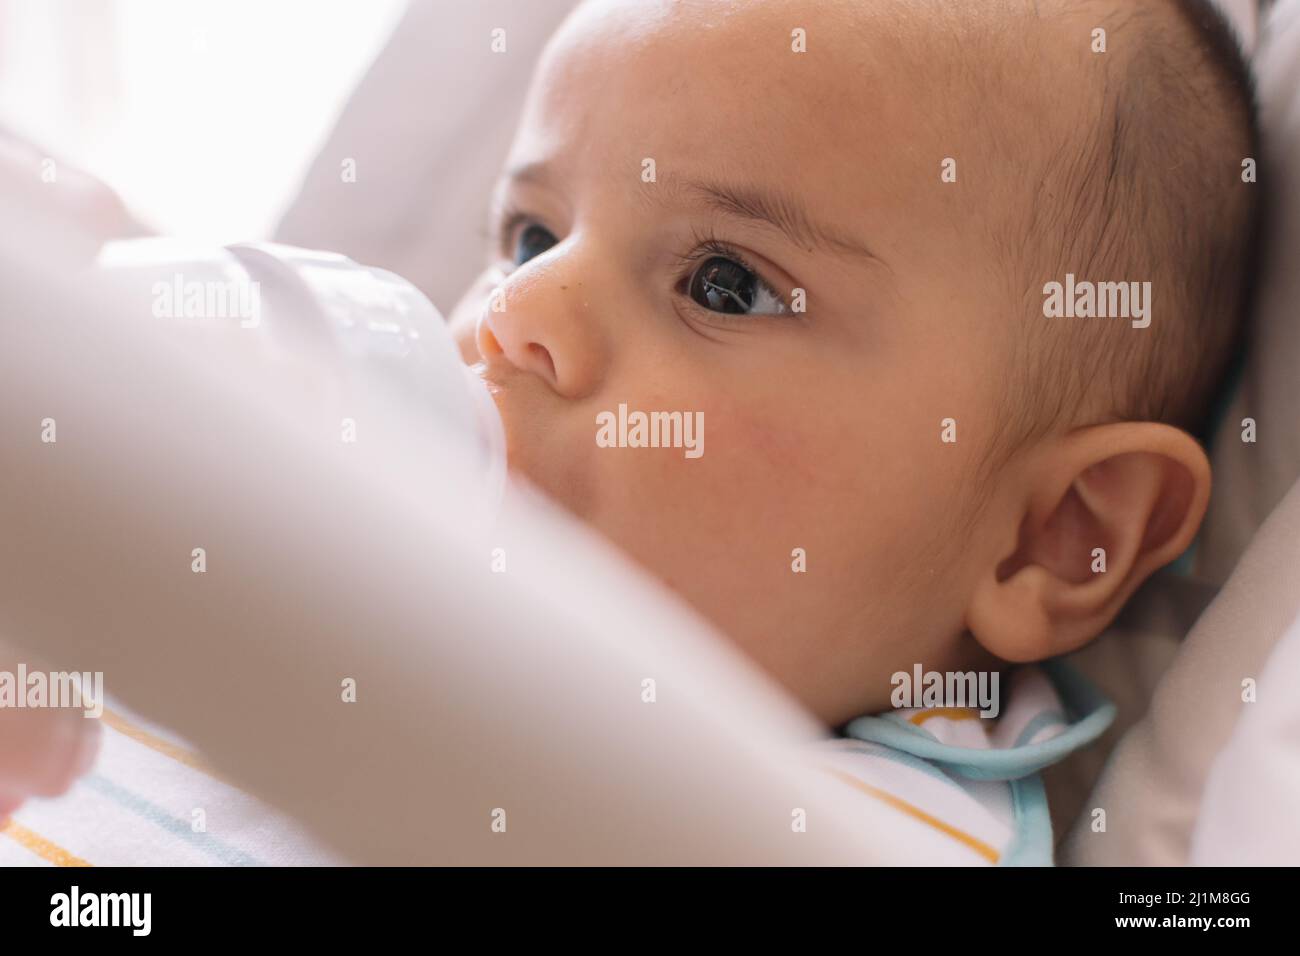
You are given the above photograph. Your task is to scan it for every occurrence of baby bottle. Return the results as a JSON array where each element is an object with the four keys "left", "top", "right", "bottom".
[{"left": 94, "top": 238, "right": 507, "bottom": 508}]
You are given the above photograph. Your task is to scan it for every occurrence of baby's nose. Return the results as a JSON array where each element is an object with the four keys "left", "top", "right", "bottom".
[{"left": 476, "top": 305, "right": 560, "bottom": 390}]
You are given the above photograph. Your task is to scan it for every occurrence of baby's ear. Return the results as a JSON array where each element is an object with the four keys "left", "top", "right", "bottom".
[{"left": 966, "top": 422, "right": 1210, "bottom": 663}]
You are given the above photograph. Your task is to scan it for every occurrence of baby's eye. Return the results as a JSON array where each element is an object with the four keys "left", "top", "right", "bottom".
[
  {"left": 512, "top": 223, "right": 558, "bottom": 266},
  {"left": 685, "top": 255, "right": 787, "bottom": 317}
]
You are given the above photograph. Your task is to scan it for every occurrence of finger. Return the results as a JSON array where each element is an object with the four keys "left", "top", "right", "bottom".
[{"left": 0, "top": 705, "right": 101, "bottom": 799}]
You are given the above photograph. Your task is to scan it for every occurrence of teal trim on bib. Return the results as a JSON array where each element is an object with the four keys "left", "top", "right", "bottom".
[
  {"left": 998, "top": 775, "right": 1054, "bottom": 866},
  {"left": 840, "top": 659, "right": 1115, "bottom": 782}
]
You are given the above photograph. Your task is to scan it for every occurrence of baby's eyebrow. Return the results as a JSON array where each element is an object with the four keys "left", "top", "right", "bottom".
[
  {"left": 673, "top": 177, "right": 888, "bottom": 268},
  {"left": 502, "top": 160, "right": 887, "bottom": 269}
]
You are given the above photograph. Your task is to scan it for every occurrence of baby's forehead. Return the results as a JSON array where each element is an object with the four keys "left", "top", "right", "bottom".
[
  {"left": 539, "top": 5, "right": 910, "bottom": 164},
  {"left": 531, "top": 0, "right": 1087, "bottom": 246},
  {"left": 556, "top": 0, "right": 1081, "bottom": 77},
  {"left": 545, "top": 0, "right": 1093, "bottom": 162}
]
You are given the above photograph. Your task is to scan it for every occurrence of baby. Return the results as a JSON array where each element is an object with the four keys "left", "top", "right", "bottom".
[{"left": 447, "top": 0, "right": 1260, "bottom": 861}]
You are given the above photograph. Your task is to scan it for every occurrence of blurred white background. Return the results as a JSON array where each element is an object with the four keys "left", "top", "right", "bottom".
[{"left": 0, "top": 0, "right": 406, "bottom": 242}]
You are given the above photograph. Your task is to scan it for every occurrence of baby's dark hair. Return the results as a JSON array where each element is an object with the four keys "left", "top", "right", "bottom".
[{"left": 972, "top": 0, "right": 1264, "bottom": 499}]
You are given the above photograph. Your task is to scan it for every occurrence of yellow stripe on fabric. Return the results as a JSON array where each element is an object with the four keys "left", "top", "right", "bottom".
[
  {"left": 101, "top": 707, "right": 225, "bottom": 782},
  {"left": 817, "top": 765, "right": 1001, "bottom": 864},
  {"left": 1, "top": 819, "right": 92, "bottom": 867}
]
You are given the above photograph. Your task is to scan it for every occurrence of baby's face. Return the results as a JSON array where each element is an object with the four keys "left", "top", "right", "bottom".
[{"left": 451, "top": 0, "right": 1030, "bottom": 724}]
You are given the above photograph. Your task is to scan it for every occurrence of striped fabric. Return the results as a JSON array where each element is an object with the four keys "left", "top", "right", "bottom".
[{"left": 0, "top": 702, "right": 342, "bottom": 867}]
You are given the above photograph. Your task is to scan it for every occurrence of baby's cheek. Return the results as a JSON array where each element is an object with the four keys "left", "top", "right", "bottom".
[
  {"left": 707, "top": 394, "right": 950, "bottom": 566},
  {"left": 704, "top": 395, "right": 832, "bottom": 495}
]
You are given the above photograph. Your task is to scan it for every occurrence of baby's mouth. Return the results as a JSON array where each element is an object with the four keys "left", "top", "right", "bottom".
[
  {"left": 467, "top": 358, "right": 523, "bottom": 472},
  {"left": 468, "top": 360, "right": 503, "bottom": 396}
]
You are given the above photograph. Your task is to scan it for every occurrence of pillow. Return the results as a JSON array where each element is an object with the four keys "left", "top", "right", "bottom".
[{"left": 1191, "top": 611, "right": 1300, "bottom": 864}]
